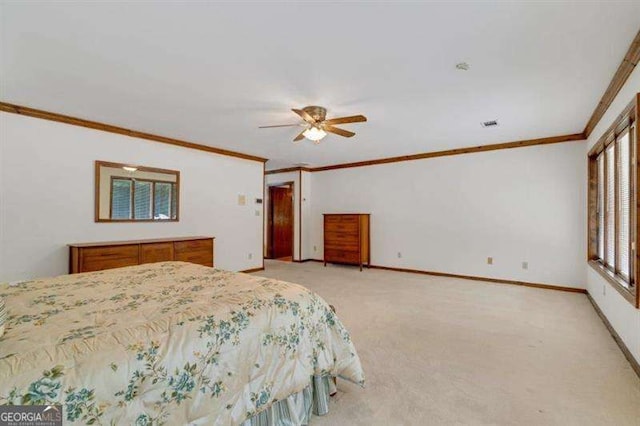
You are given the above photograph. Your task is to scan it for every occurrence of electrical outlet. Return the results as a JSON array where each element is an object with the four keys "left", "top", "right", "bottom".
[
  {"left": 248, "top": 253, "right": 253, "bottom": 260},
  {"left": 487, "top": 257, "right": 493, "bottom": 265},
  {"left": 397, "top": 252, "right": 402, "bottom": 258},
  {"left": 313, "top": 246, "right": 317, "bottom": 252},
  {"left": 255, "top": 210, "right": 260, "bottom": 216},
  {"left": 522, "top": 261, "right": 528, "bottom": 270},
  {"left": 603, "top": 285, "right": 606, "bottom": 296}
]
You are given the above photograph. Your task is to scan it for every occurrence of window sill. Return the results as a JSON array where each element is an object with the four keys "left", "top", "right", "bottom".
[{"left": 588, "top": 260, "right": 637, "bottom": 307}]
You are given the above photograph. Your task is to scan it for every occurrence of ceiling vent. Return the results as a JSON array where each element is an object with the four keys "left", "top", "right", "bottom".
[{"left": 481, "top": 120, "right": 499, "bottom": 128}]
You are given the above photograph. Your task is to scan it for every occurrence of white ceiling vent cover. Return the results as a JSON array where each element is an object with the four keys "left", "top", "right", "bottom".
[{"left": 481, "top": 120, "right": 499, "bottom": 128}]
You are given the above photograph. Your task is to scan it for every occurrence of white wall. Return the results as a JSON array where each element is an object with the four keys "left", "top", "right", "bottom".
[
  {"left": 301, "top": 170, "right": 313, "bottom": 260},
  {"left": 585, "top": 67, "right": 640, "bottom": 364},
  {"left": 309, "top": 140, "right": 587, "bottom": 288},
  {"left": 0, "top": 112, "right": 264, "bottom": 281}
]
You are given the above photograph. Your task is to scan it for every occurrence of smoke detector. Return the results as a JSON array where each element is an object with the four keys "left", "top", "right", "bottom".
[
  {"left": 455, "top": 62, "right": 470, "bottom": 71},
  {"left": 481, "top": 120, "right": 499, "bottom": 128}
]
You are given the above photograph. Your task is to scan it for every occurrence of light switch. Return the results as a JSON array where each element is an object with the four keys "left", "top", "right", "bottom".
[{"left": 238, "top": 195, "right": 246, "bottom": 206}]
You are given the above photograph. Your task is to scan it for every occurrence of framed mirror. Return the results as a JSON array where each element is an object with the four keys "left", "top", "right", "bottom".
[{"left": 95, "top": 160, "right": 180, "bottom": 222}]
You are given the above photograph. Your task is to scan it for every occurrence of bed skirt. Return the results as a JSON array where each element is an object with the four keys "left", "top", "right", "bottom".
[{"left": 242, "top": 375, "right": 337, "bottom": 426}]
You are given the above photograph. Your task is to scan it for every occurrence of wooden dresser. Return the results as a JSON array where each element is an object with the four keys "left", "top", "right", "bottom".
[
  {"left": 323, "top": 214, "right": 370, "bottom": 271},
  {"left": 69, "top": 236, "right": 214, "bottom": 273}
]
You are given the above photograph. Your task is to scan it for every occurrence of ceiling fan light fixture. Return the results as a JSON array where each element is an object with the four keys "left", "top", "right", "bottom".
[{"left": 303, "top": 126, "right": 327, "bottom": 142}]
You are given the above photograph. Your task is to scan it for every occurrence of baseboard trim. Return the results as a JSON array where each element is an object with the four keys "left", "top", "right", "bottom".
[
  {"left": 298, "top": 259, "right": 585, "bottom": 293},
  {"left": 586, "top": 293, "right": 640, "bottom": 378},
  {"left": 368, "top": 264, "right": 586, "bottom": 294},
  {"left": 240, "top": 267, "right": 264, "bottom": 273}
]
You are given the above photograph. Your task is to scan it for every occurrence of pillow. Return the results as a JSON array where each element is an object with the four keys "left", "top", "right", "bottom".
[{"left": 0, "top": 296, "right": 5, "bottom": 337}]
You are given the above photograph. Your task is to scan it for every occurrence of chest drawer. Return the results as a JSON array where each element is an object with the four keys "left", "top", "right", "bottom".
[
  {"left": 325, "top": 239, "right": 360, "bottom": 252},
  {"left": 80, "top": 245, "right": 139, "bottom": 272},
  {"left": 325, "top": 229, "right": 359, "bottom": 241},
  {"left": 325, "top": 221, "right": 359, "bottom": 233},
  {"left": 325, "top": 215, "right": 359, "bottom": 223},
  {"left": 324, "top": 248, "right": 360, "bottom": 264}
]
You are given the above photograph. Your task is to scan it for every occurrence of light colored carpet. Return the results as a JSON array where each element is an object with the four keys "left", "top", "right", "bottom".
[{"left": 253, "top": 260, "right": 640, "bottom": 426}]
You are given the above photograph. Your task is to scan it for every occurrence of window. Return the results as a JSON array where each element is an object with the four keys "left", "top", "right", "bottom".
[
  {"left": 588, "top": 96, "right": 638, "bottom": 308},
  {"left": 110, "top": 178, "right": 177, "bottom": 221}
]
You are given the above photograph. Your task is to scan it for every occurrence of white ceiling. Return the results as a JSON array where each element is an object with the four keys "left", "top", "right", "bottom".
[{"left": 1, "top": 1, "right": 639, "bottom": 170}]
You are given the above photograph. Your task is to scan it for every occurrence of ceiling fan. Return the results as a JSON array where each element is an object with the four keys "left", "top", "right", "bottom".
[{"left": 259, "top": 106, "right": 367, "bottom": 143}]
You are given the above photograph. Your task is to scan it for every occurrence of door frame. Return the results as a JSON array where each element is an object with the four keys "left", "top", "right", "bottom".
[{"left": 266, "top": 181, "right": 295, "bottom": 260}]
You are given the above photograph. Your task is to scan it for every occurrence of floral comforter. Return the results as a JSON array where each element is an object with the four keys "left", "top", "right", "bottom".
[{"left": 0, "top": 262, "right": 364, "bottom": 425}]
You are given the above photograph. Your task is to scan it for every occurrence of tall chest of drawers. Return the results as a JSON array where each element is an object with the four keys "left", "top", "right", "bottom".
[{"left": 323, "top": 214, "right": 370, "bottom": 271}]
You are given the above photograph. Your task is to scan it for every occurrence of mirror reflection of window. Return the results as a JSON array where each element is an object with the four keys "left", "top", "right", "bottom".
[
  {"left": 154, "top": 182, "right": 174, "bottom": 220},
  {"left": 111, "top": 179, "right": 133, "bottom": 219},
  {"left": 97, "top": 161, "right": 179, "bottom": 222},
  {"left": 109, "top": 179, "right": 176, "bottom": 220},
  {"left": 134, "top": 181, "right": 153, "bottom": 219}
]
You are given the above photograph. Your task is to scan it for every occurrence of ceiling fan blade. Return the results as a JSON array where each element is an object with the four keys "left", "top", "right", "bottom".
[
  {"left": 322, "top": 115, "right": 367, "bottom": 125},
  {"left": 293, "top": 129, "right": 306, "bottom": 142},
  {"left": 292, "top": 108, "right": 316, "bottom": 124},
  {"left": 323, "top": 125, "right": 355, "bottom": 138},
  {"left": 258, "top": 123, "right": 304, "bottom": 128}
]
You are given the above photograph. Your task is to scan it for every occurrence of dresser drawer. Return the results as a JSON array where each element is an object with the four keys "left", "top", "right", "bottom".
[
  {"left": 174, "top": 239, "right": 213, "bottom": 253},
  {"left": 174, "top": 250, "right": 213, "bottom": 267},
  {"left": 324, "top": 249, "right": 360, "bottom": 264},
  {"left": 140, "top": 243, "right": 174, "bottom": 264},
  {"left": 80, "top": 245, "right": 139, "bottom": 272}
]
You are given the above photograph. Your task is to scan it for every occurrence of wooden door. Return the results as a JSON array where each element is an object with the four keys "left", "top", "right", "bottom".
[{"left": 269, "top": 186, "right": 293, "bottom": 259}]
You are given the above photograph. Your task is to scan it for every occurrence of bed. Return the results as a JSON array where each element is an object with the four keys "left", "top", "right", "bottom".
[{"left": 0, "top": 261, "right": 364, "bottom": 425}]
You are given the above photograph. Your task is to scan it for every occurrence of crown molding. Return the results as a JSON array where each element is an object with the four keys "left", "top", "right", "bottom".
[
  {"left": 266, "top": 133, "right": 583, "bottom": 174},
  {"left": 0, "top": 102, "right": 268, "bottom": 163},
  {"left": 584, "top": 29, "right": 640, "bottom": 138},
  {"left": 265, "top": 166, "right": 313, "bottom": 175}
]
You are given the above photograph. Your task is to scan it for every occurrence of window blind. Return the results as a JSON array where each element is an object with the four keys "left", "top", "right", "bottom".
[
  {"left": 134, "top": 180, "right": 152, "bottom": 219},
  {"left": 605, "top": 144, "right": 615, "bottom": 268},
  {"left": 154, "top": 182, "right": 173, "bottom": 219},
  {"left": 171, "top": 184, "right": 178, "bottom": 219},
  {"left": 618, "top": 132, "right": 631, "bottom": 279},
  {"left": 597, "top": 153, "right": 605, "bottom": 260},
  {"left": 111, "top": 179, "right": 132, "bottom": 219}
]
